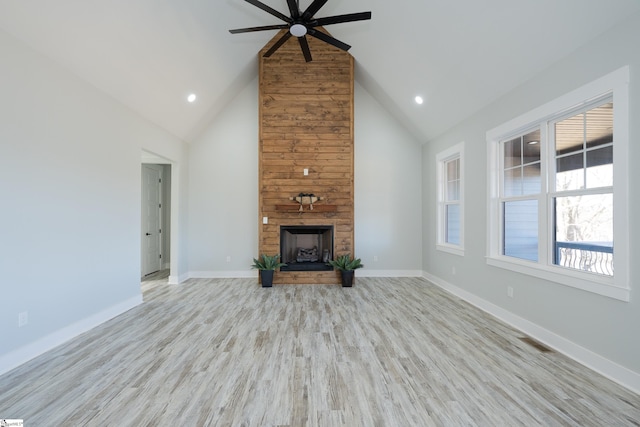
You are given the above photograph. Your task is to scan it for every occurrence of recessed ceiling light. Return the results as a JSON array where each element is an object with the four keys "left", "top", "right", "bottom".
[
  {"left": 187, "top": 93, "right": 197, "bottom": 103},
  {"left": 414, "top": 95, "right": 424, "bottom": 105},
  {"left": 528, "top": 140, "right": 539, "bottom": 145}
]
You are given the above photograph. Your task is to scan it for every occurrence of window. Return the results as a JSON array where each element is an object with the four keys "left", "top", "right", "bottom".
[
  {"left": 437, "top": 142, "right": 464, "bottom": 255},
  {"left": 502, "top": 129, "right": 541, "bottom": 262},
  {"left": 487, "top": 67, "right": 629, "bottom": 301},
  {"left": 552, "top": 102, "right": 614, "bottom": 276}
]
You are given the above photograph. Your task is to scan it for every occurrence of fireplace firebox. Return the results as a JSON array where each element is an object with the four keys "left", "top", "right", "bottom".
[{"left": 280, "top": 225, "right": 334, "bottom": 271}]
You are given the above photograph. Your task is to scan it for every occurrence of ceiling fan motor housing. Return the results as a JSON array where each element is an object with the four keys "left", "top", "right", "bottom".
[{"left": 290, "top": 23, "right": 307, "bottom": 37}]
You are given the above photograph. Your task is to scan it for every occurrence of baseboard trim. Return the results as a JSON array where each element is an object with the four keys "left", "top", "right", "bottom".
[
  {"left": 422, "top": 271, "right": 640, "bottom": 395},
  {"left": 358, "top": 269, "right": 423, "bottom": 278},
  {"left": 187, "top": 270, "right": 422, "bottom": 279},
  {"left": 0, "top": 295, "right": 143, "bottom": 377},
  {"left": 189, "top": 270, "right": 257, "bottom": 279},
  {"left": 168, "top": 272, "right": 190, "bottom": 285}
]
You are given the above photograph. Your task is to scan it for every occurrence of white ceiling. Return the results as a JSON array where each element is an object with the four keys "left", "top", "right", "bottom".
[{"left": 1, "top": 0, "right": 638, "bottom": 143}]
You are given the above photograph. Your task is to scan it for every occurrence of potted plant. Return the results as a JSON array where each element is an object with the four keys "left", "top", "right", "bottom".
[
  {"left": 251, "top": 254, "right": 286, "bottom": 287},
  {"left": 327, "top": 254, "right": 363, "bottom": 287}
]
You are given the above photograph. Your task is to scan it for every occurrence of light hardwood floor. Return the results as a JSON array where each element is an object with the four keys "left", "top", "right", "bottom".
[{"left": 1, "top": 277, "right": 639, "bottom": 426}]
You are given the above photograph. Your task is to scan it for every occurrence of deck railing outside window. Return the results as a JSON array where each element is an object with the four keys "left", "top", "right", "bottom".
[{"left": 555, "top": 241, "right": 613, "bottom": 276}]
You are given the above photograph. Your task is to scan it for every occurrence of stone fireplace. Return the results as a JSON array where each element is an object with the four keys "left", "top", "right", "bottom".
[{"left": 280, "top": 225, "right": 333, "bottom": 271}]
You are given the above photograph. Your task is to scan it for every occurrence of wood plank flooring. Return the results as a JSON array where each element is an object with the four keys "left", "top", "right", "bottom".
[{"left": 1, "top": 277, "right": 639, "bottom": 426}]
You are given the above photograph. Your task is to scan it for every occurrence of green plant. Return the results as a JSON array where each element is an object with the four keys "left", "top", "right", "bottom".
[
  {"left": 251, "top": 254, "right": 287, "bottom": 270},
  {"left": 327, "top": 254, "right": 364, "bottom": 271}
]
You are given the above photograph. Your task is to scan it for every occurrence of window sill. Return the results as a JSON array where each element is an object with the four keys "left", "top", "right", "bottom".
[
  {"left": 486, "top": 256, "right": 629, "bottom": 302},
  {"left": 436, "top": 244, "right": 465, "bottom": 257}
]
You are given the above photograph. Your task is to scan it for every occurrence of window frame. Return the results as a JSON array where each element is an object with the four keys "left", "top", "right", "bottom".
[
  {"left": 486, "top": 67, "right": 629, "bottom": 301},
  {"left": 436, "top": 142, "right": 465, "bottom": 256}
]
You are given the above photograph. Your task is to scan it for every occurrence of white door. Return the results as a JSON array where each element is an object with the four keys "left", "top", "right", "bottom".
[{"left": 142, "top": 165, "right": 162, "bottom": 276}]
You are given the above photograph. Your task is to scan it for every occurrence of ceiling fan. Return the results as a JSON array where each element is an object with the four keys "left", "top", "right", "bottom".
[{"left": 229, "top": 0, "right": 372, "bottom": 62}]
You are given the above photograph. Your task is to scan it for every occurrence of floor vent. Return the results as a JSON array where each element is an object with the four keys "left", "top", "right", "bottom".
[{"left": 519, "top": 337, "right": 553, "bottom": 353}]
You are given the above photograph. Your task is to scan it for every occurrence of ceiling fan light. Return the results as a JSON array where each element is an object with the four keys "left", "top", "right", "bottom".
[{"left": 290, "top": 23, "right": 307, "bottom": 37}]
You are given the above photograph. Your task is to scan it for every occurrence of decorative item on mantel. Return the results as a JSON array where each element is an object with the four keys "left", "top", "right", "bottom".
[
  {"left": 291, "top": 193, "right": 323, "bottom": 212},
  {"left": 275, "top": 193, "right": 337, "bottom": 213}
]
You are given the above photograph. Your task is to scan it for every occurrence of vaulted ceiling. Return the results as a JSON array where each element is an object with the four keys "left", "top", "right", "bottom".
[{"left": 1, "top": 0, "right": 638, "bottom": 143}]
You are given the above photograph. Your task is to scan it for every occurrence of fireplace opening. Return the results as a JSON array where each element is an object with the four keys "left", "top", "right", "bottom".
[{"left": 280, "top": 225, "right": 334, "bottom": 271}]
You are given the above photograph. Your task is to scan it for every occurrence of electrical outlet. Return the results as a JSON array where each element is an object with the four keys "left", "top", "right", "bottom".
[
  {"left": 507, "top": 286, "right": 514, "bottom": 298},
  {"left": 373, "top": 255, "right": 378, "bottom": 262},
  {"left": 452, "top": 267, "right": 456, "bottom": 275},
  {"left": 18, "top": 311, "right": 28, "bottom": 327},
  {"left": 226, "top": 256, "right": 231, "bottom": 263}
]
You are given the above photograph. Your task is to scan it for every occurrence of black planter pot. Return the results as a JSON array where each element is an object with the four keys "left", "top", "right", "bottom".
[
  {"left": 260, "top": 270, "right": 274, "bottom": 287},
  {"left": 341, "top": 270, "right": 355, "bottom": 287}
]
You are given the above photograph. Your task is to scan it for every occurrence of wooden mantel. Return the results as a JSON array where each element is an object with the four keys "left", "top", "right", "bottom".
[{"left": 258, "top": 29, "right": 355, "bottom": 285}]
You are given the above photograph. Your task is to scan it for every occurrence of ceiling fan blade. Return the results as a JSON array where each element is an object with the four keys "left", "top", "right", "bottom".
[
  {"left": 308, "top": 29, "right": 351, "bottom": 51},
  {"left": 229, "top": 24, "right": 289, "bottom": 34},
  {"left": 298, "top": 36, "right": 312, "bottom": 62},
  {"left": 302, "top": 0, "right": 328, "bottom": 21},
  {"left": 286, "top": 0, "right": 300, "bottom": 19},
  {"left": 263, "top": 31, "right": 293, "bottom": 57},
  {"left": 313, "top": 11, "right": 372, "bottom": 27},
  {"left": 244, "top": 0, "right": 292, "bottom": 23}
]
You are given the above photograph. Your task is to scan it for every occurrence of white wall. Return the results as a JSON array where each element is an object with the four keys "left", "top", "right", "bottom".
[
  {"left": 186, "top": 79, "right": 423, "bottom": 278},
  {"left": 0, "top": 29, "right": 187, "bottom": 374},
  {"left": 422, "top": 11, "right": 640, "bottom": 392},
  {"left": 355, "top": 82, "right": 423, "bottom": 276},
  {"left": 188, "top": 79, "right": 260, "bottom": 277}
]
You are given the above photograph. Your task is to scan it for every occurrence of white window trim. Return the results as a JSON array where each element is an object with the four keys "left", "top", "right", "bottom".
[
  {"left": 486, "top": 66, "right": 629, "bottom": 302},
  {"left": 436, "top": 142, "right": 465, "bottom": 256}
]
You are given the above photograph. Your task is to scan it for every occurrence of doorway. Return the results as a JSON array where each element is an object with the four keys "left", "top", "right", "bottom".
[{"left": 141, "top": 163, "right": 171, "bottom": 279}]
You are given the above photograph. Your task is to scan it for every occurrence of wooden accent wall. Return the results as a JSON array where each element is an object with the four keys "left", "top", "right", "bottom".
[{"left": 258, "top": 29, "right": 354, "bottom": 285}]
